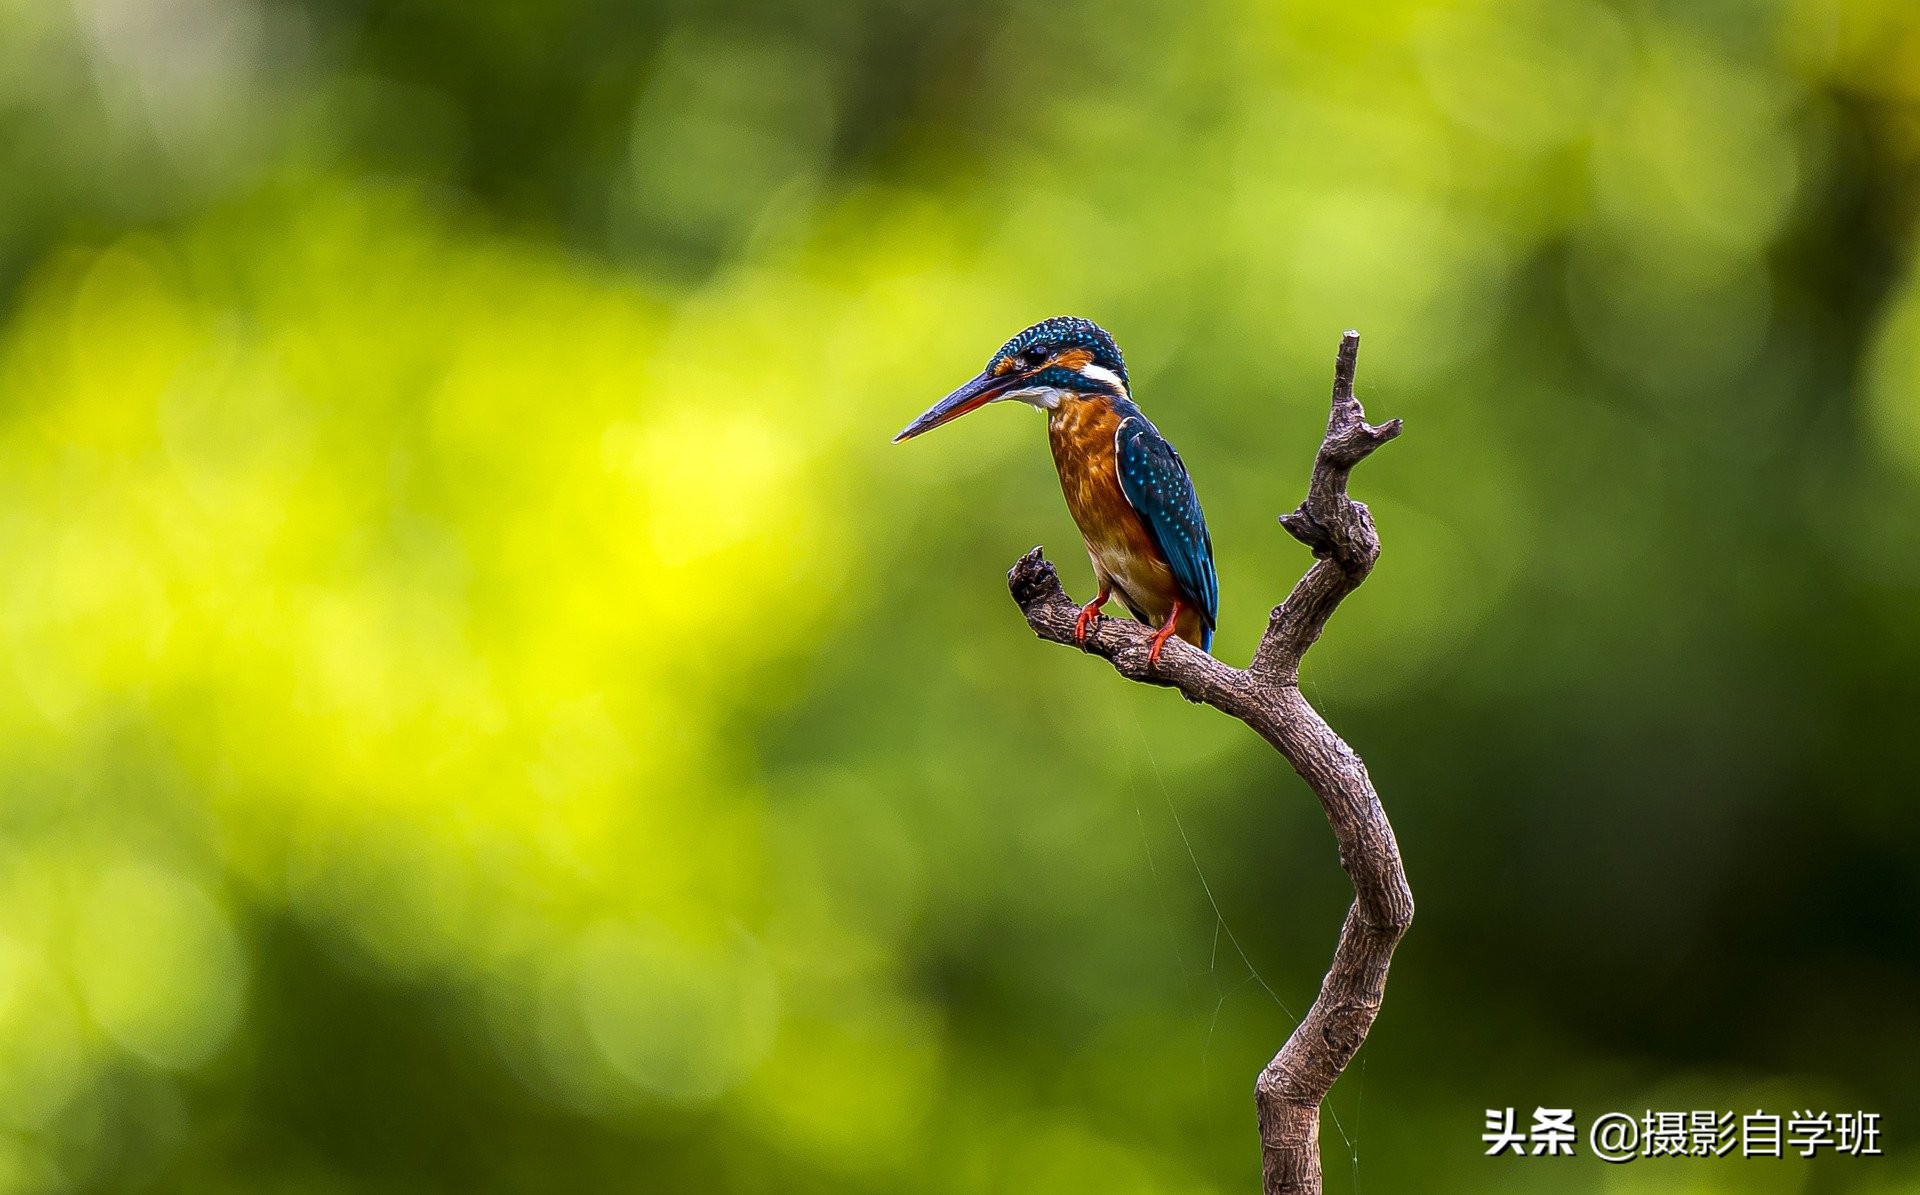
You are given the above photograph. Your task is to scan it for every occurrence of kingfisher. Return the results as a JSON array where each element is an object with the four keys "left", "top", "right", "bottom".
[{"left": 894, "top": 316, "right": 1218, "bottom": 666}]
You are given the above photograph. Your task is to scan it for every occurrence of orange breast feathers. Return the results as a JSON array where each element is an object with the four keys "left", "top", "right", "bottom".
[{"left": 1047, "top": 397, "right": 1203, "bottom": 642}]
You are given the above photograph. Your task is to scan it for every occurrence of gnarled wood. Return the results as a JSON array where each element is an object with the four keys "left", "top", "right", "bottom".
[{"left": 1005, "top": 331, "right": 1411, "bottom": 1194}]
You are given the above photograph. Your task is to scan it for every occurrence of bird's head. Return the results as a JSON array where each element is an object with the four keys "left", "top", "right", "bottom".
[{"left": 893, "top": 316, "right": 1130, "bottom": 442}]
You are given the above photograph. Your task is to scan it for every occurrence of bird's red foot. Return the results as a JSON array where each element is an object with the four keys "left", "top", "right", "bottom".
[
  {"left": 1147, "top": 602, "right": 1185, "bottom": 669},
  {"left": 1073, "top": 588, "right": 1111, "bottom": 646}
]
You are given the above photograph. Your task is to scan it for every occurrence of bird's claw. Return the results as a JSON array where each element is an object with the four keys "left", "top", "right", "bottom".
[
  {"left": 1072, "top": 603, "right": 1103, "bottom": 646},
  {"left": 1146, "top": 604, "right": 1182, "bottom": 669}
]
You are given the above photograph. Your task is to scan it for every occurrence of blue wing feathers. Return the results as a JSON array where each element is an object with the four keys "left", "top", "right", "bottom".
[{"left": 1114, "top": 415, "right": 1218, "bottom": 649}]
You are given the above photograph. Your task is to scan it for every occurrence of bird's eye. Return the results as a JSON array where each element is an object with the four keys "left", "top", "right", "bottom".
[{"left": 1020, "top": 347, "right": 1049, "bottom": 367}]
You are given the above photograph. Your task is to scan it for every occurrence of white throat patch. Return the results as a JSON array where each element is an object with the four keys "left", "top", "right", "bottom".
[{"left": 996, "top": 385, "right": 1068, "bottom": 410}]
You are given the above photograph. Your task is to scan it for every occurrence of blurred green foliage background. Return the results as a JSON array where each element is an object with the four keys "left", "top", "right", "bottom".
[{"left": 1, "top": 0, "right": 1918, "bottom": 1191}]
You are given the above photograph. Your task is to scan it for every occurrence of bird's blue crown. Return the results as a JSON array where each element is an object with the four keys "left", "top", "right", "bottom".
[{"left": 992, "top": 316, "right": 1129, "bottom": 392}]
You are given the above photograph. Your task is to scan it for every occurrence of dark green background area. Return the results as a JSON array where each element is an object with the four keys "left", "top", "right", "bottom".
[{"left": 0, "top": 0, "right": 1915, "bottom": 1192}]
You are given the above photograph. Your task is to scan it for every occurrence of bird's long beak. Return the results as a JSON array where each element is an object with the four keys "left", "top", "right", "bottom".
[{"left": 893, "top": 369, "right": 1020, "bottom": 443}]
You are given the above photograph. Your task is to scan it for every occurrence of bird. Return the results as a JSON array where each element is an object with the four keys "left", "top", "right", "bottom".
[{"left": 894, "top": 316, "right": 1218, "bottom": 666}]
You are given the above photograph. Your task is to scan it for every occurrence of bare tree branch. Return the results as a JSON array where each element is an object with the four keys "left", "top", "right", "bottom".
[{"left": 1005, "top": 330, "right": 1412, "bottom": 1194}]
